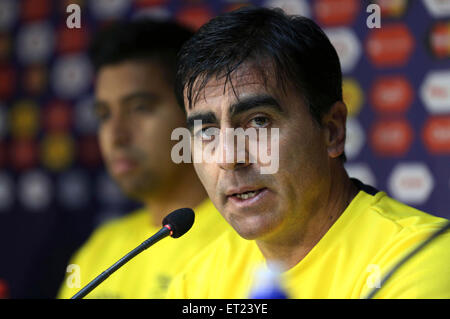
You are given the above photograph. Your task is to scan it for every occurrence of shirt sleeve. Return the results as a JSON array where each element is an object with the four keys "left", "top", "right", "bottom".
[{"left": 366, "top": 229, "right": 450, "bottom": 299}]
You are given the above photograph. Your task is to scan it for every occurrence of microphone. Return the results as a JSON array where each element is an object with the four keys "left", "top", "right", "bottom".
[{"left": 71, "top": 208, "right": 195, "bottom": 299}]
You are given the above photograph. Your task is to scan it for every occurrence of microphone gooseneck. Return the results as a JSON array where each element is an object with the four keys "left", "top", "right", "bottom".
[{"left": 71, "top": 208, "right": 195, "bottom": 299}]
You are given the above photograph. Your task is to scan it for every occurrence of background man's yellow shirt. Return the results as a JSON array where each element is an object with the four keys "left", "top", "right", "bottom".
[
  {"left": 58, "top": 199, "right": 229, "bottom": 299},
  {"left": 167, "top": 189, "right": 450, "bottom": 299}
]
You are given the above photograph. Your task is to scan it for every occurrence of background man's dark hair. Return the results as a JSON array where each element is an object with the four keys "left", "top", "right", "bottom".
[
  {"left": 175, "top": 6, "right": 346, "bottom": 161},
  {"left": 89, "top": 18, "right": 194, "bottom": 85}
]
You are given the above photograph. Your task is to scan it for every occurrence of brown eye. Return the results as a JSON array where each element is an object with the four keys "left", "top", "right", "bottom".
[
  {"left": 95, "top": 106, "right": 110, "bottom": 123},
  {"left": 249, "top": 116, "right": 269, "bottom": 128},
  {"left": 132, "top": 103, "right": 152, "bottom": 113}
]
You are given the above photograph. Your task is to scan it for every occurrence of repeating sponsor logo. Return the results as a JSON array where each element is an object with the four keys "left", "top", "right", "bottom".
[
  {"left": 388, "top": 163, "right": 434, "bottom": 205},
  {"left": 423, "top": 0, "right": 450, "bottom": 18},
  {"left": 132, "top": 7, "right": 171, "bottom": 21},
  {"left": 0, "top": 64, "right": 15, "bottom": 99},
  {"left": 366, "top": 23, "right": 414, "bottom": 67},
  {"left": 314, "top": 0, "right": 360, "bottom": 26},
  {"left": 325, "top": 27, "right": 361, "bottom": 73},
  {"left": 89, "top": 0, "right": 130, "bottom": 19},
  {"left": 58, "top": 170, "right": 90, "bottom": 209},
  {"left": 370, "top": 119, "right": 413, "bottom": 156},
  {"left": 18, "top": 170, "right": 53, "bottom": 211},
  {"left": 74, "top": 96, "right": 99, "bottom": 134},
  {"left": 134, "top": 0, "right": 169, "bottom": 7},
  {"left": 21, "top": 0, "right": 51, "bottom": 21},
  {"left": 370, "top": 76, "right": 413, "bottom": 113},
  {"left": 264, "top": 0, "right": 311, "bottom": 17},
  {"left": 422, "top": 116, "right": 450, "bottom": 154},
  {"left": 372, "top": 0, "right": 410, "bottom": 18},
  {"left": 41, "top": 133, "right": 74, "bottom": 171},
  {"left": 9, "top": 100, "right": 39, "bottom": 138},
  {"left": 96, "top": 172, "right": 127, "bottom": 206},
  {"left": 78, "top": 136, "right": 103, "bottom": 167},
  {"left": 0, "top": 173, "right": 14, "bottom": 212},
  {"left": 43, "top": 100, "right": 72, "bottom": 132},
  {"left": 420, "top": 70, "right": 450, "bottom": 114},
  {"left": 51, "top": 54, "right": 92, "bottom": 98},
  {"left": 176, "top": 6, "right": 213, "bottom": 30},
  {"left": 57, "top": 25, "right": 88, "bottom": 53},
  {"left": 16, "top": 22, "right": 54, "bottom": 64},
  {"left": 23, "top": 64, "right": 47, "bottom": 95},
  {"left": 0, "top": 33, "right": 11, "bottom": 60},
  {"left": 345, "top": 117, "right": 365, "bottom": 160},
  {"left": 428, "top": 21, "right": 450, "bottom": 59},
  {"left": 343, "top": 78, "right": 364, "bottom": 117},
  {"left": 344, "top": 162, "right": 377, "bottom": 187},
  {"left": 10, "top": 138, "right": 38, "bottom": 171},
  {"left": 0, "top": 0, "right": 18, "bottom": 30}
]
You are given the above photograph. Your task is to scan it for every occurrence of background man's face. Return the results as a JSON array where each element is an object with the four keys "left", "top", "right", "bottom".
[
  {"left": 95, "top": 60, "right": 187, "bottom": 201},
  {"left": 186, "top": 67, "right": 332, "bottom": 242}
]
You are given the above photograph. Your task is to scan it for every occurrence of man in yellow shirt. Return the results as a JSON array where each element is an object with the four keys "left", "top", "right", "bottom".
[
  {"left": 167, "top": 7, "right": 450, "bottom": 298},
  {"left": 58, "top": 19, "right": 229, "bottom": 299}
]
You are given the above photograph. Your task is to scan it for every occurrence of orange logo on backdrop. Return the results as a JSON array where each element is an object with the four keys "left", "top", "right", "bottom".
[
  {"left": 366, "top": 24, "right": 415, "bottom": 67},
  {"left": 374, "top": 0, "right": 409, "bottom": 18},
  {"left": 21, "top": 0, "right": 51, "bottom": 21},
  {"left": 429, "top": 22, "right": 450, "bottom": 59},
  {"left": 135, "top": 0, "right": 169, "bottom": 6},
  {"left": 423, "top": 116, "right": 450, "bottom": 154},
  {"left": 370, "top": 76, "right": 413, "bottom": 113},
  {"left": 314, "top": 0, "right": 360, "bottom": 26},
  {"left": 176, "top": 6, "right": 214, "bottom": 30},
  {"left": 57, "top": 26, "right": 89, "bottom": 53},
  {"left": 10, "top": 139, "right": 38, "bottom": 171},
  {"left": 370, "top": 119, "right": 413, "bottom": 156},
  {"left": 78, "top": 136, "right": 103, "bottom": 167},
  {"left": 43, "top": 101, "right": 73, "bottom": 132}
]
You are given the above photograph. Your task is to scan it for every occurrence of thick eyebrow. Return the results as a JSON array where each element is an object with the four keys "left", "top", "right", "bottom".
[
  {"left": 93, "top": 91, "right": 158, "bottom": 111},
  {"left": 229, "top": 94, "right": 283, "bottom": 118},
  {"left": 186, "top": 112, "right": 218, "bottom": 132},
  {"left": 120, "top": 91, "right": 158, "bottom": 105}
]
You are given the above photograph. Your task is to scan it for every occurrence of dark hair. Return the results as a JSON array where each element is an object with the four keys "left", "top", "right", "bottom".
[
  {"left": 175, "top": 6, "right": 346, "bottom": 160},
  {"left": 89, "top": 18, "right": 194, "bottom": 84}
]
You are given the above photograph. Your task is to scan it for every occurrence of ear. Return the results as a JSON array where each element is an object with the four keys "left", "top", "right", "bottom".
[{"left": 322, "top": 101, "right": 347, "bottom": 159}]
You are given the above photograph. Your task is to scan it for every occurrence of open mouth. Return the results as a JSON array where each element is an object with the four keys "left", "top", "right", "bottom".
[{"left": 229, "top": 188, "right": 267, "bottom": 200}]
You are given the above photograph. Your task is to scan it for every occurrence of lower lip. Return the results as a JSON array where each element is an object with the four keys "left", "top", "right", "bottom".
[
  {"left": 111, "top": 160, "right": 137, "bottom": 175},
  {"left": 227, "top": 188, "right": 270, "bottom": 208}
]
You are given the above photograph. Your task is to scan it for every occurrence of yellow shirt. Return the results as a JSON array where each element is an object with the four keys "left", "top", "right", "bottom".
[
  {"left": 167, "top": 189, "right": 450, "bottom": 299},
  {"left": 58, "top": 199, "right": 229, "bottom": 299}
]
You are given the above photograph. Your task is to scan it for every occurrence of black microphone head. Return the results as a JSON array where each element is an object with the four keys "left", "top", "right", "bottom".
[{"left": 162, "top": 208, "right": 195, "bottom": 238}]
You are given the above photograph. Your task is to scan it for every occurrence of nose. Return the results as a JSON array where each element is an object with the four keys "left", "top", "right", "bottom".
[
  {"left": 109, "top": 112, "right": 132, "bottom": 147},
  {"left": 217, "top": 128, "right": 252, "bottom": 171}
]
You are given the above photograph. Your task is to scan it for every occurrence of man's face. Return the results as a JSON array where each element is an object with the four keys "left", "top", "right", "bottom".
[
  {"left": 186, "top": 67, "right": 333, "bottom": 242},
  {"left": 95, "top": 60, "right": 186, "bottom": 200}
]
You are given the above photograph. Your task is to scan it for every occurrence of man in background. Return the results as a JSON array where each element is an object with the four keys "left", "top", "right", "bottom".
[{"left": 58, "top": 19, "right": 229, "bottom": 299}]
